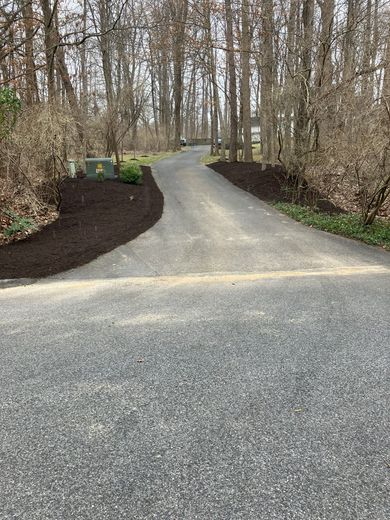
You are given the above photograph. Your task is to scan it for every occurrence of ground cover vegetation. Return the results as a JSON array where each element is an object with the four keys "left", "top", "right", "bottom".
[{"left": 274, "top": 203, "right": 390, "bottom": 249}]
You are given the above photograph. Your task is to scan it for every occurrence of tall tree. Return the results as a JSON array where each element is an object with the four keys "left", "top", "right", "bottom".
[
  {"left": 260, "top": 0, "right": 275, "bottom": 163},
  {"left": 294, "top": 0, "right": 314, "bottom": 171},
  {"left": 241, "top": 0, "right": 253, "bottom": 162},
  {"left": 23, "top": 1, "right": 39, "bottom": 104},
  {"left": 40, "top": 0, "right": 57, "bottom": 102},
  {"left": 171, "top": 0, "right": 188, "bottom": 151},
  {"left": 225, "top": 0, "right": 238, "bottom": 162}
]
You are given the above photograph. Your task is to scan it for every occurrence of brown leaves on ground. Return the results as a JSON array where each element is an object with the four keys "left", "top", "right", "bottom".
[{"left": 0, "top": 188, "right": 58, "bottom": 246}]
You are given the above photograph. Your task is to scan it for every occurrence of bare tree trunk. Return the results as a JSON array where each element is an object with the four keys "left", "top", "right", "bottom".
[
  {"left": 160, "top": 47, "right": 170, "bottom": 150},
  {"left": 149, "top": 54, "right": 160, "bottom": 145},
  {"left": 80, "top": 0, "right": 88, "bottom": 157},
  {"left": 283, "top": 0, "right": 298, "bottom": 156},
  {"left": 40, "top": 0, "right": 57, "bottom": 102},
  {"left": 204, "top": 1, "right": 220, "bottom": 155},
  {"left": 225, "top": 0, "right": 238, "bottom": 162},
  {"left": 382, "top": 28, "right": 390, "bottom": 103},
  {"left": 201, "top": 75, "right": 208, "bottom": 138},
  {"left": 211, "top": 71, "right": 219, "bottom": 154},
  {"left": 295, "top": 0, "right": 314, "bottom": 171},
  {"left": 315, "top": 0, "right": 335, "bottom": 145},
  {"left": 260, "top": 0, "right": 275, "bottom": 164},
  {"left": 171, "top": 0, "right": 188, "bottom": 151},
  {"left": 23, "top": 1, "right": 39, "bottom": 104},
  {"left": 98, "top": 0, "right": 120, "bottom": 167},
  {"left": 371, "top": 0, "right": 379, "bottom": 95},
  {"left": 241, "top": 0, "right": 253, "bottom": 162},
  {"left": 361, "top": 0, "right": 372, "bottom": 97},
  {"left": 185, "top": 62, "right": 196, "bottom": 139},
  {"left": 342, "top": 0, "right": 357, "bottom": 111},
  {"left": 55, "top": 38, "right": 84, "bottom": 144},
  {"left": 190, "top": 75, "right": 197, "bottom": 139}
]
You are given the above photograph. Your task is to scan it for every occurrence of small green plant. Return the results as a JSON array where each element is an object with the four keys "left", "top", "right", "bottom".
[
  {"left": 4, "top": 212, "right": 36, "bottom": 237},
  {"left": 120, "top": 163, "right": 143, "bottom": 185}
]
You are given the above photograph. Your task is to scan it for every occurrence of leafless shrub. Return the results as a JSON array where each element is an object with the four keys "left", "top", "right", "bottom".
[
  {"left": 306, "top": 96, "right": 390, "bottom": 221},
  {"left": 0, "top": 104, "right": 76, "bottom": 211}
]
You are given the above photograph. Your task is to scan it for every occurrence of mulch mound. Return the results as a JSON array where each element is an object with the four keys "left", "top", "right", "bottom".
[
  {"left": 0, "top": 166, "right": 163, "bottom": 279},
  {"left": 208, "top": 161, "right": 343, "bottom": 214}
]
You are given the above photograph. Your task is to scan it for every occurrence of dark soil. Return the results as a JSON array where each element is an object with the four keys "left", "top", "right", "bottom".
[
  {"left": 208, "top": 161, "right": 344, "bottom": 214},
  {"left": 0, "top": 166, "right": 163, "bottom": 279}
]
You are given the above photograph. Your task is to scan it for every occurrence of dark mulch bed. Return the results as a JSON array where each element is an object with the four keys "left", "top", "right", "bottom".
[
  {"left": 0, "top": 166, "right": 163, "bottom": 279},
  {"left": 208, "top": 161, "right": 344, "bottom": 214}
]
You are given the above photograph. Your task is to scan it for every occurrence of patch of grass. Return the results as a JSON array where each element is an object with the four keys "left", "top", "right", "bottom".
[
  {"left": 119, "top": 163, "right": 143, "bottom": 184},
  {"left": 119, "top": 150, "right": 182, "bottom": 167},
  {"left": 202, "top": 147, "right": 263, "bottom": 165},
  {"left": 274, "top": 202, "right": 390, "bottom": 250},
  {"left": 201, "top": 153, "right": 221, "bottom": 164},
  {"left": 252, "top": 150, "right": 262, "bottom": 163}
]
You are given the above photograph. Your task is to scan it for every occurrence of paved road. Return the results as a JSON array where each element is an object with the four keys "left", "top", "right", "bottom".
[{"left": 1, "top": 148, "right": 389, "bottom": 519}]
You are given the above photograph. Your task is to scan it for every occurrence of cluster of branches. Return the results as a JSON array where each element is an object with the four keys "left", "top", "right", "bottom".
[{"left": 1, "top": 0, "right": 390, "bottom": 222}]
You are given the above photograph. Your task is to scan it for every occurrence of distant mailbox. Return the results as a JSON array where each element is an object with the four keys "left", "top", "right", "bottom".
[{"left": 85, "top": 158, "right": 115, "bottom": 180}]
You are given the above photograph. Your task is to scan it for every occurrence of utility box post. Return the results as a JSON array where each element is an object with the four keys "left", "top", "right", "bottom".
[{"left": 67, "top": 160, "right": 77, "bottom": 178}]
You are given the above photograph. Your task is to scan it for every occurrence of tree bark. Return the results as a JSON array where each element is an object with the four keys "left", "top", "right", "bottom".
[
  {"left": 23, "top": 1, "right": 39, "bottom": 104},
  {"left": 40, "top": 0, "right": 57, "bottom": 102},
  {"left": 283, "top": 0, "right": 298, "bottom": 156},
  {"left": 171, "top": 0, "right": 188, "bottom": 151},
  {"left": 98, "top": 0, "right": 120, "bottom": 167},
  {"left": 260, "top": 0, "right": 275, "bottom": 164},
  {"left": 315, "top": 0, "right": 335, "bottom": 145},
  {"left": 241, "top": 0, "right": 253, "bottom": 162},
  {"left": 225, "top": 0, "right": 238, "bottom": 162},
  {"left": 294, "top": 0, "right": 314, "bottom": 169}
]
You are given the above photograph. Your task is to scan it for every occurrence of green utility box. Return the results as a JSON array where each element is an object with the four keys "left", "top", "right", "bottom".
[{"left": 85, "top": 158, "right": 115, "bottom": 180}]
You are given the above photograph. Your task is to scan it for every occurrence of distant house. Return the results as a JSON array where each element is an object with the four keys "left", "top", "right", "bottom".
[{"left": 250, "top": 117, "right": 261, "bottom": 143}]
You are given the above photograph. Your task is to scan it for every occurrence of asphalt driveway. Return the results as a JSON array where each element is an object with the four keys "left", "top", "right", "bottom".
[{"left": 1, "top": 148, "right": 389, "bottom": 519}]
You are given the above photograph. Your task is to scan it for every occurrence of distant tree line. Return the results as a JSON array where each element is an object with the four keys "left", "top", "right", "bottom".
[{"left": 1, "top": 0, "right": 389, "bottom": 222}]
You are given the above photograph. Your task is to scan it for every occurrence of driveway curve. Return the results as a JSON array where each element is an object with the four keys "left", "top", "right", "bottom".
[
  {"left": 1, "top": 147, "right": 389, "bottom": 520},
  {"left": 53, "top": 146, "right": 390, "bottom": 280}
]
